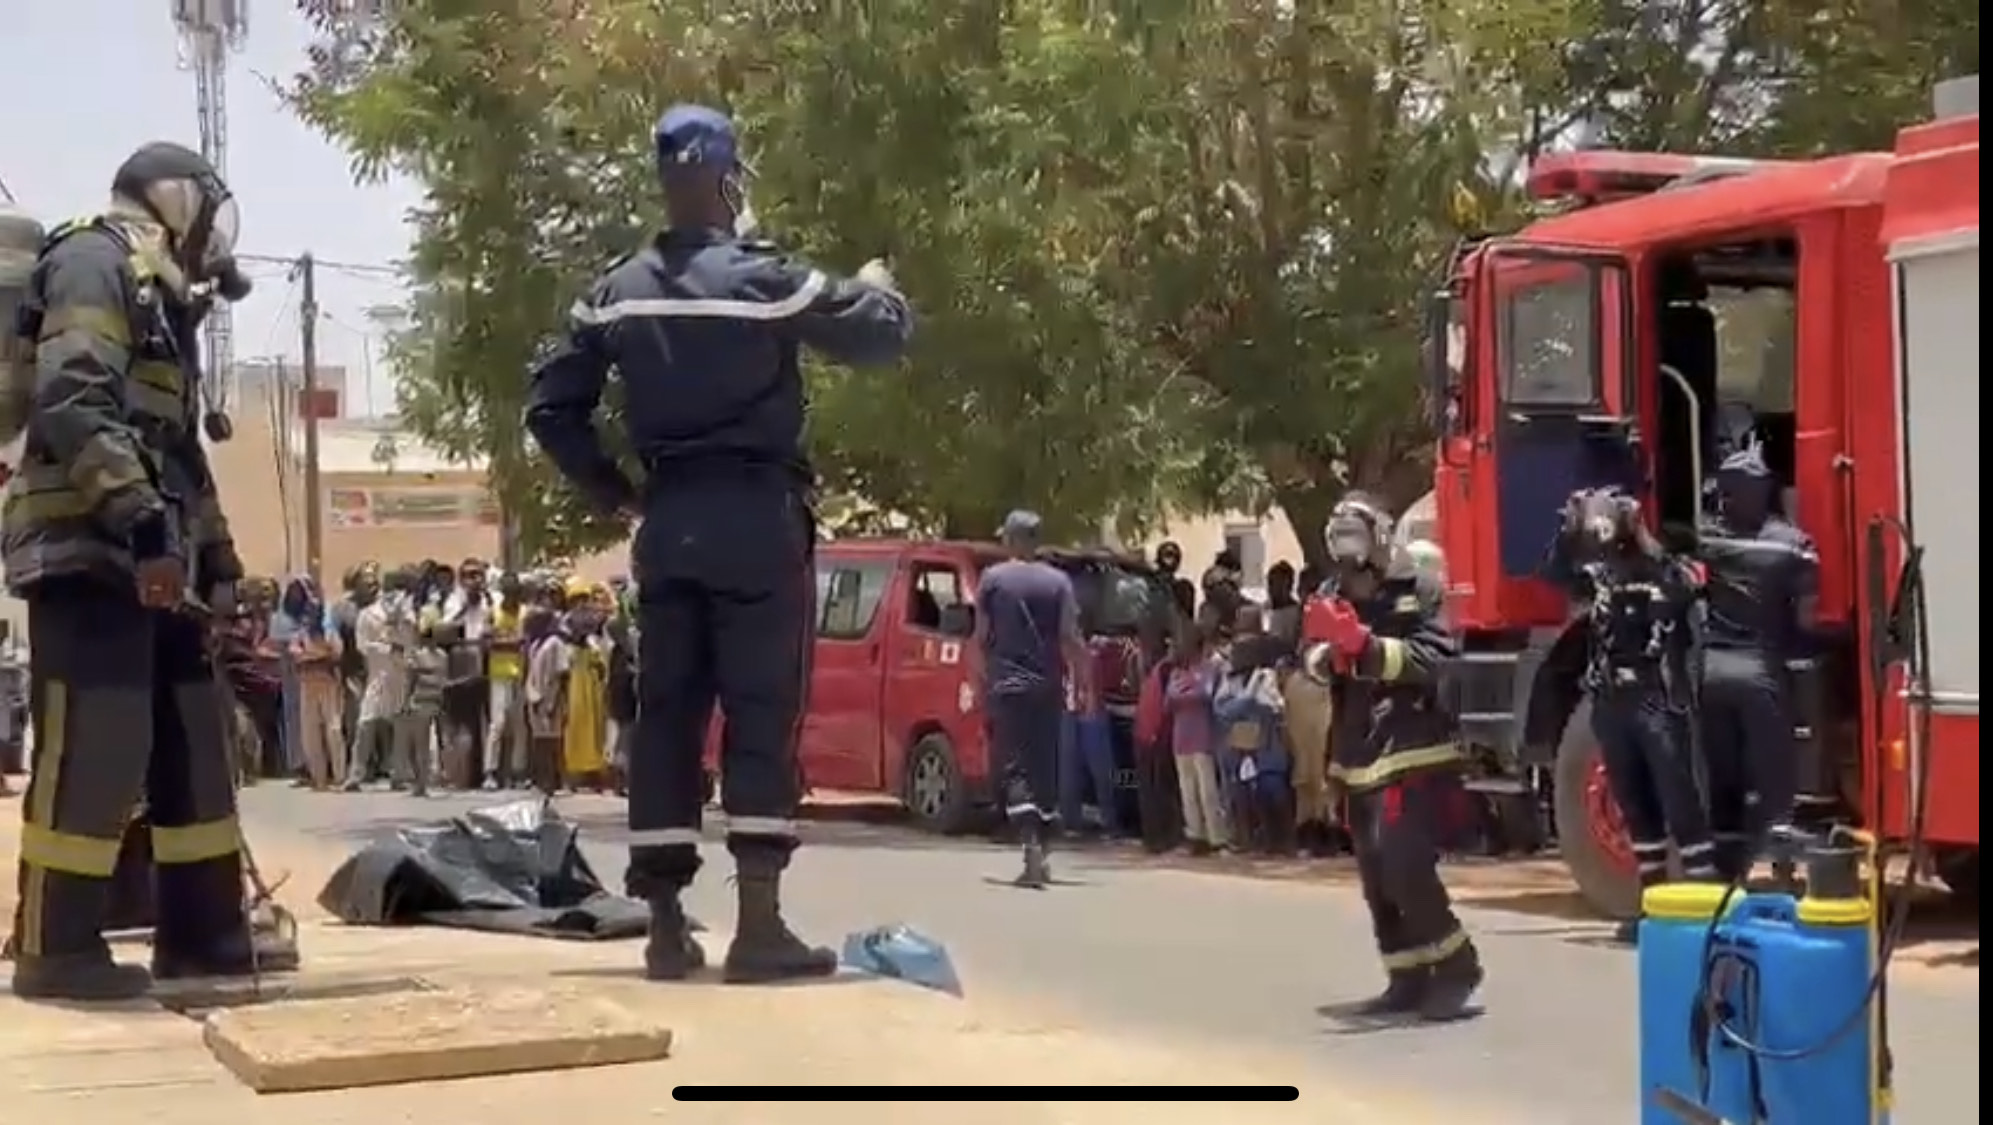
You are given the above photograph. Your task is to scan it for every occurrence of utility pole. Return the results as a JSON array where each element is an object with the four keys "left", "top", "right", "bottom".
[{"left": 296, "top": 252, "right": 324, "bottom": 586}]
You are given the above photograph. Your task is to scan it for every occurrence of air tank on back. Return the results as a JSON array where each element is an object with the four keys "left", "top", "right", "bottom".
[{"left": 0, "top": 200, "right": 45, "bottom": 457}]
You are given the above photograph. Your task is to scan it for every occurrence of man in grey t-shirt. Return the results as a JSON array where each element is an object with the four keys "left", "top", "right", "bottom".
[{"left": 974, "top": 511, "right": 1093, "bottom": 887}]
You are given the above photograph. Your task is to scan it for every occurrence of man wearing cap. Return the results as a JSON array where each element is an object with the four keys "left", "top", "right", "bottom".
[
  {"left": 972, "top": 511, "right": 1094, "bottom": 887},
  {"left": 1695, "top": 446, "right": 1817, "bottom": 880},
  {"left": 525, "top": 104, "right": 913, "bottom": 984}
]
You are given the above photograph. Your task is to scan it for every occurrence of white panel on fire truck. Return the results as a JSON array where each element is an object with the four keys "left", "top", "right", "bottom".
[{"left": 1895, "top": 236, "right": 1980, "bottom": 713}]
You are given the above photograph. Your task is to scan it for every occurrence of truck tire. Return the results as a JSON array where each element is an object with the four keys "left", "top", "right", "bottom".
[
  {"left": 1552, "top": 698, "right": 1642, "bottom": 920},
  {"left": 904, "top": 732, "right": 975, "bottom": 835}
]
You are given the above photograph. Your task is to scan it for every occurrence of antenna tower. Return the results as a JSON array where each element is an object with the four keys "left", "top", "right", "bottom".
[{"left": 171, "top": 0, "right": 251, "bottom": 414}]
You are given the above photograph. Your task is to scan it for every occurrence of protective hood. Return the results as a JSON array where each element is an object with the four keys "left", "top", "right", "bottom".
[
  {"left": 110, "top": 142, "right": 240, "bottom": 287},
  {"left": 1714, "top": 446, "right": 1776, "bottom": 526}
]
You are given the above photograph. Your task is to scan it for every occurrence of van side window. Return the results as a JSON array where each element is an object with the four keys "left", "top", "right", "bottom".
[
  {"left": 905, "top": 563, "right": 963, "bottom": 632},
  {"left": 819, "top": 561, "right": 893, "bottom": 640}
]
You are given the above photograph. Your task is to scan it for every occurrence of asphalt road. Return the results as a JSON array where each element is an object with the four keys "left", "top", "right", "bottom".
[{"left": 249, "top": 786, "right": 1981, "bottom": 1123}]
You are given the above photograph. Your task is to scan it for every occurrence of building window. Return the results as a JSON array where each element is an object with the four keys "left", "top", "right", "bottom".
[{"left": 1222, "top": 523, "right": 1266, "bottom": 583}]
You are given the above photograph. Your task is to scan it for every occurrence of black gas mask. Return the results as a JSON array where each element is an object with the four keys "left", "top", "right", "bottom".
[
  {"left": 111, "top": 142, "right": 246, "bottom": 294},
  {"left": 1562, "top": 487, "right": 1646, "bottom": 557}
]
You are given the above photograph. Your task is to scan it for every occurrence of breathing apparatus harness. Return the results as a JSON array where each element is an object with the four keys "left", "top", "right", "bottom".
[{"left": 1665, "top": 515, "right": 1930, "bottom": 1124}]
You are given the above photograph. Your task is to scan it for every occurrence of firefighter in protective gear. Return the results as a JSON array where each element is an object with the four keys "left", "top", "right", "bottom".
[
  {"left": 3, "top": 142, "right": 259, "bottom": 1002},
  {"left": 1552, "top": 488, "right": 1718, "bottom": 943},
  {"left": 1697, "top": 446, "right": 1816, "bottom": 881},
  {"left": 1303, "top": 494, "right": 1481, "bottom": 1022},
  {"left": 525, "top": 105, "right": 912, "bottom": 985}
]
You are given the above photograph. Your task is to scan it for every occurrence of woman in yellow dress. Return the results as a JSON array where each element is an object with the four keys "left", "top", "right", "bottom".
[{"left": 560, "top": 579, "right": 612, "bottom": 789}]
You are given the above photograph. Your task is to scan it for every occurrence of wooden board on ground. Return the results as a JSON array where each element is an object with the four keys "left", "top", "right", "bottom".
[{"left": 202, "top": 985, "right": 674, "bottom": 1093}]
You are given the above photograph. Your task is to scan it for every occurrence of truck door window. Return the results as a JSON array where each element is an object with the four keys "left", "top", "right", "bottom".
[
  {"left": 905, "top": 563, "right": 963, "bottom": 632},
  {"left": 1500, "top": 263, "right": 1602, "bottom": 406},
  {"left": 818, "top": 561, "right": 893, "bottom": 640}
]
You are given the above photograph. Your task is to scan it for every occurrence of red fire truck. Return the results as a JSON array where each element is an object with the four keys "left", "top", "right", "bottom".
[{"left": 1431, "top": 79, "right": 1979, "bottom": 917}]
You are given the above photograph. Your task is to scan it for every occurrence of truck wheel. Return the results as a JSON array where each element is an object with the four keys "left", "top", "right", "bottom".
[
  {"left": 1552, "top": 698, "right": 1642, "bottom": 920},
  {"left": 904, "top": 733, "right": 974, "bottom": 835},
  {"left": 1933, "top": 847, "right": 1979, "bottom": 907}
]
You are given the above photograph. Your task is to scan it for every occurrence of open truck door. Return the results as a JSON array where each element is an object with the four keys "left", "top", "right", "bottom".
[{"left": 1470, "top": 243, "right": 1640, "bottom": 625}]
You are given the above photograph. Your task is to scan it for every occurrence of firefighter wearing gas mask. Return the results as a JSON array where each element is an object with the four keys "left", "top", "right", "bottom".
[
  {"left": 1302, "top": 494, "right": 1481, "bottom": 1023},
  {"left": 1553, "top": 487, "right": 1718, "bottom": 943},
  {"left": 1697, "top": 446, "right": 1816, "bottom": 881},
  {"left": 3, "top": 142, "right": 259, "bottom": 1001}
]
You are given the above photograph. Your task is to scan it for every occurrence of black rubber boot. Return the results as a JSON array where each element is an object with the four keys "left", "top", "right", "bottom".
[
  {"left": 151, "top": 855, "right": 290, "bottom": 980},
  {"left": 1325, "top": 969, "right": 1427, "bottom": 1018},
  {"left": 1419, "top": 941, "right": 1486, "bottom": 1022},
  {"left": 723, "top": 861, "right": 837, "bottom": 985},
  {"left": 9, "top": 869, "right": 151, "bottom": 1001},
  {"left": 643, "top": 895, "right": 708, "bottom": 981},
  {"left": 12, "top": 951, "right": 153, "bottom": 1001}
]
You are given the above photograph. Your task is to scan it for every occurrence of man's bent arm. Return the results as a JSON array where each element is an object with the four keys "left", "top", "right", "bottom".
[
  {"left": 524, "top": 289, "right": 638, "bottom": 515},
  {"left": 742, "top": 254, "right": 913, "bottom": 369}
]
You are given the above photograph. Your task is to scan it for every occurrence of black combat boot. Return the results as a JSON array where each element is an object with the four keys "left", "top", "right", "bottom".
[
  {"left": 1419, "top": 940, "right": 1485, "bottom": 1022},
  {"left": 722, "top": 856, "right": 838, "bottom": 985},
  {"left": 1340, "top": 969, "right": 1428, "bottom": 1017},
  {"left": 643, "top": 894, "right": 707, "bottom": 981},
  {"left": 9, "top": 871, "right": 153, "bottom": 1001}
]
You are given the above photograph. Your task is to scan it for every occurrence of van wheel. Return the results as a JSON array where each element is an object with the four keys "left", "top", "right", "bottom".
[
  {"left": 1552, "top": 698, "right": 1642, "bottom": 920},
  {"left": 904, "top": 733, "right": 973, "bottom": 835}
]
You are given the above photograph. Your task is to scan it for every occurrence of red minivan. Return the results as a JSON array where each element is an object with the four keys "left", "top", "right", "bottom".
[{"left": 704, "top": 539, "right": 1174, "bottom": 832}]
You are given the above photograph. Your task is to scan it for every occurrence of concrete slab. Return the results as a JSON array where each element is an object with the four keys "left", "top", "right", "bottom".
[{"left": 201, "top": 985, "right": 675, "bottom": 1094}]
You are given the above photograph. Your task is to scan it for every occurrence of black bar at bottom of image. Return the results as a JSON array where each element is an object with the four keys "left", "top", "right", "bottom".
[{"left": 673, "top": 1085, "right": 1302, "bottom": 1103}]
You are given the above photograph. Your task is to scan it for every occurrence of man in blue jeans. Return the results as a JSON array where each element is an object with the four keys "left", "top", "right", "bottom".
[
  {"left": 974, "top": 511, "right": 1094, "bottom": 887},
  {"left": 1058, "top": 698, "right": 1121, "bottom": 837}
]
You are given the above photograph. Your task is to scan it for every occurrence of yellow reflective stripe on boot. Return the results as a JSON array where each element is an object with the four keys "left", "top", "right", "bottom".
[
  {"left": 1328, "top": 743, "right": 1463, "bottom": 792},
  {"left": 18, "top": 823, "right": 123, "bottom": 877},
  {"left": 152, "top": 818, "right": 243, "bottom": 864},
  {"left": 1380, "top": 928, "right": 1469, "bottom": 971},
  {"left": 19, "top": 680, "right": 72, "bottom": 957}
]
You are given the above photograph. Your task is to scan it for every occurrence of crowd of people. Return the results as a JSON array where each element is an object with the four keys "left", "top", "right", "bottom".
[{"left": 219, "top": 559, "right": 642, "bottom": 799}]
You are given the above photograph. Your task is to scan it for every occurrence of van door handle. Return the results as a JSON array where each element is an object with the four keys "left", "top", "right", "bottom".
[{"left": 867, "top": 643, "right": 880, "bottom": 664}]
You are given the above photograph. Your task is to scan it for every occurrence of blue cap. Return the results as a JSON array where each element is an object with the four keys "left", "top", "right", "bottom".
[
  {"left": 654, "top": 104, "right": 746, "bottom": 174},
  {"left": 999, "top": 509, "right": 1043, "bottom": 539}
]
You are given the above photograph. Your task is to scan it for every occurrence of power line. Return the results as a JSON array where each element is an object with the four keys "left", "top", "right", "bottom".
[{"left": 237, "top": 252, "right": 400, "bottom": 278}]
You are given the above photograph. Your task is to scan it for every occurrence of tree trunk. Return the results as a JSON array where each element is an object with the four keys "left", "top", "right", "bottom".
[{"left": 1274, "top": 481, "right": 1339, "bottom": 576}]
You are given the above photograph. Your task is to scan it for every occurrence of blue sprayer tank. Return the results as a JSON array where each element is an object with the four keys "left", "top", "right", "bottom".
[{"left": 1637, "top": 875, "right": 1889, "bottom": 1125}]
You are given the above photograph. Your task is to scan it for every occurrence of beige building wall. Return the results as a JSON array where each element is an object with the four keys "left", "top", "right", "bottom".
[
  {"left": 209, "top": 387, "right": 628, "bottom": 585},
  {"left": 1130, "top": 510, "right": 1308, "bottom": 585}
]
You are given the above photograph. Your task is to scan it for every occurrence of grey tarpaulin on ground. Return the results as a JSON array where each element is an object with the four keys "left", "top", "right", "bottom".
[
  {"left": 841, "top": 924, "right": 963, "bottom": 997},
  {"left": 316, "top": 798, "right": 678, "bottom": 941}
]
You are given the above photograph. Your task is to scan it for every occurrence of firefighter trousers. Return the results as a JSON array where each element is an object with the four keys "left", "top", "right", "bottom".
[
  {"left": 1699, "top": 649, "right": 1796, "bottom": 873},
  {"left": 1590, "top": 688, "right": 1717, "bottom": 884},
  {"left": 11, "top": 576, "right": 245, "bottom": 961},
  {"left": 1348, "top": 773, "right": 1469, "bottom": 973}
]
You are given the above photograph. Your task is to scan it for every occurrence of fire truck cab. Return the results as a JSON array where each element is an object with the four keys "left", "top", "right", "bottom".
[{"left": 1431, "top": 80, "right": 1979, "bottom": 916}]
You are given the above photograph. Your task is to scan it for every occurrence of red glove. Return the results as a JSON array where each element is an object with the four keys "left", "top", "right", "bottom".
[
  {"left": 1300, "top": 595, "right": 1341, "bottom": 647},
  {"left": 1318, "top": 598, "right": 1373, "bottom": 659}
]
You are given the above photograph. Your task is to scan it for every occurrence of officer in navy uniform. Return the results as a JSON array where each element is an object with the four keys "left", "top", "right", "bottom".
[
  {"left": 1302, "top": 494, "right": 1481, "bottom": 1022},
  {"left": 1696, "top": 446, "right": 1817, "bottom": 880},
  {"left": 1552, "top": 487, "right": 1718, "bottom": 943},
  {"left": 525, "top": 105, "right": 913, "bottom": 984}
]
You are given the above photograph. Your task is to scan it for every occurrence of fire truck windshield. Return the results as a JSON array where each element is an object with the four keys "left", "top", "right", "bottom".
[{"left": 1501, "top": 262, "right": 1602, "bottom": 406}]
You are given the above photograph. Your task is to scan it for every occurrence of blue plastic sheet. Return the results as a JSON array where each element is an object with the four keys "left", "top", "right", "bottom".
[{"left": 841, "top": 924, "right": 963, "bottom": 997}]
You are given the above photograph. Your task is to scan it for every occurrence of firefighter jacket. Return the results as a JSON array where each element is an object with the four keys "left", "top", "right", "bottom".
[
  {"left": 525, "top": 226, "right": 913, "bottom": 514},
  {"left": 1, "top": 206, "right": 241, "bottom": 593},
  {"left": 1322, "top": 570, "right": 1460, "bottom": 793}
]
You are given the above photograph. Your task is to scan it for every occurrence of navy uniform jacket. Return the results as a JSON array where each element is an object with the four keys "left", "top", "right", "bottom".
[
  {"left": 525, "top": 228, "right": 912, "bottom": 589},
  {"left": 1323, "top": 570, "right": 1460, "bottom": 793},
  {"left": 1698, "top": 515, "right": 1816, "bottom": 658}
]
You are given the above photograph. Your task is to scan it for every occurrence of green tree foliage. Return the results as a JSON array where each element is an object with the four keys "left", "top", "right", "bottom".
[{"left": 288, "top": 0, "right": 1974, "bottom": 564}]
